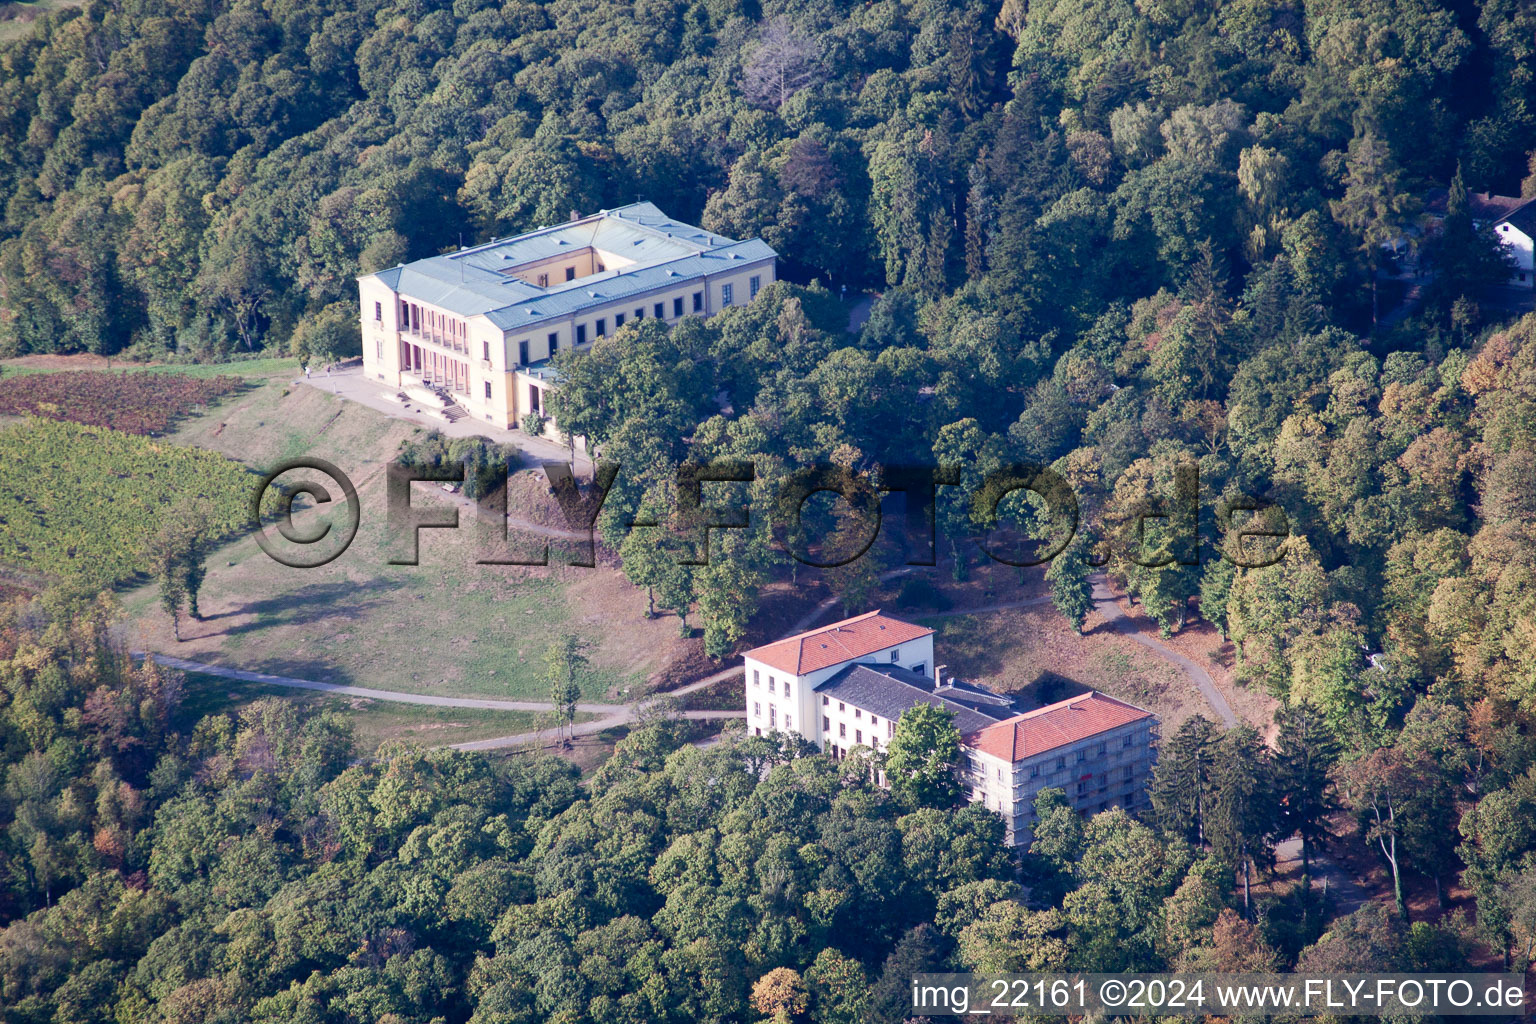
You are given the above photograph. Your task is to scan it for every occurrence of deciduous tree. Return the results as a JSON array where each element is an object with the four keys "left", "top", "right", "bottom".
[{"left": 884, "top": 704, "right": 963, "bottom": 809}]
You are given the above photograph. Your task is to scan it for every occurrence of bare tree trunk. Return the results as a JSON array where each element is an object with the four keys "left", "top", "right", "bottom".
[{"left": 1376, "top": 795, "right": 1409, "bottom": 921}]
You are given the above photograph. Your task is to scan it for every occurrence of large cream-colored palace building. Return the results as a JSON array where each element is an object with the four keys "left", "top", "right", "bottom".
[{"left": 357, "top": 203, "right": 776, "bottom": 430}]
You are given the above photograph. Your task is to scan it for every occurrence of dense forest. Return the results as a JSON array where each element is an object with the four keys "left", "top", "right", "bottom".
[
  {"left": 0, "top": 0, "right": 1530, "bottom": 359},
  {"left": 0, "top": 593, "right": 1494, "bottom": 1023},
  {"left": 6, "top": 0, "right": 1536, "bottom": 1017}
]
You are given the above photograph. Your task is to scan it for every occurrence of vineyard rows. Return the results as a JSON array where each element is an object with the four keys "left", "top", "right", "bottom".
[
  {"left": 0, "top": 419, "right": 258, "bottom": 586},
  {"left": 0, "top": 370, "right": 244, "bottom": 434}
]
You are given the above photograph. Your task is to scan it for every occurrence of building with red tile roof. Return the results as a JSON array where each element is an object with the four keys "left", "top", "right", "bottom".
[
  {"left": 743, "top": 611, "right": 939, "bottom": 752},
  {"left": 963, "top": 692, "right": 1154, "bottom": 762},
  {"left": 743, "top": 611, "right": 934, "bottom": 675},
  {"left": 742, "top": 609, "right": 1159, "bottom": 848},
  {"left": 962, "top": 692, "right": 1157, "bottom": 847}
]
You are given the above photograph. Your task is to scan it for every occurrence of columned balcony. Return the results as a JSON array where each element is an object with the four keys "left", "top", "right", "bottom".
[{"left": 399, "top": 337, "right": 470, "bottom": 396}]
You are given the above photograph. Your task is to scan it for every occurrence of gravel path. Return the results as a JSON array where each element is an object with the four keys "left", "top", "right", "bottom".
[
  {"left": 143, "top": 652, "right": 744, "bottom": 752},
  {"left": 1090, "top": 576, "right": 1236, "bottom": 727},
  {"left": 1274, "top": 836, "right": 1369, "bottom": 915},
  {"left": 145, "top": 572, "right": 1235, "bottom": 750}
]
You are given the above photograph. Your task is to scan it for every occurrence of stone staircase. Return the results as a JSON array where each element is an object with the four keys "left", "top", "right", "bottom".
[{"left": 402, "top": 384, "right": 466, "bottom": 423}]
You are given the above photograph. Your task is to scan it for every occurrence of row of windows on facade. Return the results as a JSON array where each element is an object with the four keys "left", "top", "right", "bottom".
[
  {"left": 378, "top": 277, "right": 763, "bottom": 369},
  {"left": 1067, "top": 765, "right": 1141, "bottom": 792},
  {"left": 995, "top": 789, "right": 1145, "bottom": 825},
  {"left": 827, "top": 716, "right": 895, "bottom": 743},
  {"left": 750, "top": 647, "right": 905, "bottom": 700},
  {"left": 554, "top": 277, "right": 760, "bottom": 351},
  {"left": 969, "top": 733, "right": 1141, "bottom": 782},
  {"left": 979, "top": 762, "right": 1142, "bottom": 798},
  {"left": 752, "top": 669, "right": 794, "bottom": 698},
  {"left": 974, "top": 763, "right": 1142, "bottom": 812},
  {"left": 752, "top": 668, "right": 902, "bottom": 731},
  {"left": 754, "top": 704, "right": 793, "bottom": 732},
  {"left": 748, "top": 701, "right": 898, "bottom": 746}
]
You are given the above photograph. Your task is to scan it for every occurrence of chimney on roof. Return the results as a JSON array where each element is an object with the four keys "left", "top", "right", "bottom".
[
  {"left": 934, "top": 664, "right": 945, "bottom": 685},
  {"left": 569, "top": 209, "right": 580, "bottom": 222}
]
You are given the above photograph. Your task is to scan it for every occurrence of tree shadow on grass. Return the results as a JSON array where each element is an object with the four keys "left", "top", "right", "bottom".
[
  {"left": 215, "top": 578, "right": 399, "bottom": 639},
  {"left": 1013, "top": 670, "right": 1091, "bottom": 711},
  {"left": 172, "top": 672, "right": 331, "bottom": 728},
  {"left": 745, "top": 583, "right": 831, "bottom": 645},
  {"left": 923, "top": 617, "right": 1010, "bottom": 681},
  {"left": 1085, "top": 610, "right": 1136, "bottom": 638},
  {"left": 195, "top": 610, "right": 240, "bottom": 622},
  {"left": 210, "top": 653, "right": 363, "bottom": 687}
]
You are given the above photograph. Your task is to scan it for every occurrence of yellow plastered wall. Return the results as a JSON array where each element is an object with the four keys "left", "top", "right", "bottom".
[{"left": 359, "top": 277, "right": 404, "bottom": 386}]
